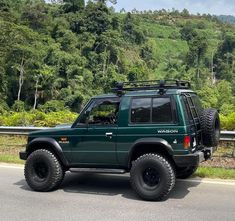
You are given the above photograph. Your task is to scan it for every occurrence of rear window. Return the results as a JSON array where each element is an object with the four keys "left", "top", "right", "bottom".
[{"left": 130, "top": 97, "right": 174, "bottom": 124}]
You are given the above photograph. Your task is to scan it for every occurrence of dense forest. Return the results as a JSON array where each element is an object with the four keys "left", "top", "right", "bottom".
[{"left": 0, "top": 0, "right": 234, "bottom": 129}]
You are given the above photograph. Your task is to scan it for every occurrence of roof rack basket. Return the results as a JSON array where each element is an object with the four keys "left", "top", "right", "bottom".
[{"left": 113, "top": 79, "right": 191, "bottom": 95}]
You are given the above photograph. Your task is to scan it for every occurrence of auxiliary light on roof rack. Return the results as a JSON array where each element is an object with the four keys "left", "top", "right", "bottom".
[{"left": 113, "top": 79, "right": 191, "bottom": 96}]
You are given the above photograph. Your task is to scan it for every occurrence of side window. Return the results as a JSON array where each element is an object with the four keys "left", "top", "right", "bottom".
[
  {"left": 131, "top": 98, "right": 151, "bottom": 123},
  {"left": 88, "top": 99, "right": 120, "bottom": 125},
  {"left": 130, "top": 97, "right": 174, "bottom": 124},
  {"left": 152, "top": 98, "right": 173, "bottom": 123},
  {"left": 192, "top": 95, "right": 203, "bottom": 114},
  {"left": 77, "top": 99, "right": 120, "bottom": 126},
  {"left": 181, "top": 95, "right": 193, "bottom": 122}
]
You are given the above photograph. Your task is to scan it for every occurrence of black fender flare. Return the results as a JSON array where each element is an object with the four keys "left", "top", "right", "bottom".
[
  {"left": 128, "top": 138, "right": 173, "bottom": 168},
  {"left": 26, "top": 137, "right": 69, "bottom": 167}
]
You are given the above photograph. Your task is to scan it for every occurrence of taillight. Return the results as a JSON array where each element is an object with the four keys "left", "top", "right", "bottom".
[{"left": 183, "top": 136, "right": 191, "bottom": 149}]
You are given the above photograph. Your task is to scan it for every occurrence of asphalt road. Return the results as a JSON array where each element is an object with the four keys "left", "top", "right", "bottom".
[{"left": 0, "top": 165, "right": 235, "bottom": 221}]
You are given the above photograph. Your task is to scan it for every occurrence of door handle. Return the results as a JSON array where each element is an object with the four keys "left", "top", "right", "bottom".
[{"left": 105, "top": 132, "right": 113, "bottom": 138}]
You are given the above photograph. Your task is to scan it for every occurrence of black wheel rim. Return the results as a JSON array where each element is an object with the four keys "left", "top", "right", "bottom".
[
  {"left": 142, "top": 167, "right": 160, "bottom": 187},
  {"left": 33, "top": 161, "right": 49, "bottom": 181}
]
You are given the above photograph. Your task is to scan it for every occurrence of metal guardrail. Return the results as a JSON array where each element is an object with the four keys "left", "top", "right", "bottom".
[
  {"left": 220, "top": 131, "right": 235, "bottom": 157},
  {"left": 220, "top": 131, "right": 235, "bottom": 141}
]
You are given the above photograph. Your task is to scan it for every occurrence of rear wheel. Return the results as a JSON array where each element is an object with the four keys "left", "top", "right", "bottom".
[
  {"left": 24, "top": 149, "right": 64, "bottom": 192},
  {"left": 176, "top": 165, "right": 198, "bottom": 179},
  {"left": 130, "top": 154, "right": 175, "bottom": 201}
]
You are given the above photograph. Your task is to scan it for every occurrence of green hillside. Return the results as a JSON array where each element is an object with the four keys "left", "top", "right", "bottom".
[{"left": 0, "top": 0, "right": 234, "bottom": 129}]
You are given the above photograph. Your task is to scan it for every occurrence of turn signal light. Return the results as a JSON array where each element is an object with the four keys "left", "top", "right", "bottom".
[{"left": 183, "top": 136, "right": 191, "bottom": 149}]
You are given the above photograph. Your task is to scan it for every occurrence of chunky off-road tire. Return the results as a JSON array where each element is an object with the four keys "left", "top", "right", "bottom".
[
  {"left": 176, "top": 165, "right": 198, "bottom": 179},
  {"left": 200, "top": 108, "right": 220, "bottom": 147},
  {"left": 24, "top": 149, "right": 64, "bottom": 192},
  {"left": 130, "top": 154, "right": 175, "bottom": 201}
]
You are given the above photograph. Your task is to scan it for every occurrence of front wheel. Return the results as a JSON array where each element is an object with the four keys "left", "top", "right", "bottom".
[
  {"left": 24, "top": 149, "right": 64, "bottom": 192},
  {"left": 130, "top": 154, "right": 175, "bottom": 201}
]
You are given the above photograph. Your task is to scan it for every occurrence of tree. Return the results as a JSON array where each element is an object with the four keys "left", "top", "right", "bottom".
[
  {"left": 181, "top": 8, "right": 190, "bottom": 17},
  {"left": 217, "top": 80, "right": 234, "bottom": 108},
  {"left": 180, "top": 22, "right": 197, "bottom": 42},
  {"left": 84, "top": 1, "right": 111, "bottom": 35},
  {"left": 62, "top": 0, "right": 85, "bottom": 13},
  {"left": 21, "top": 1, "right": 48, "bottom": 30},
  {"left": 187, "top": 32, "right": 209, "bottom": 78},
  {"left": 123, "top": 12, "right": 145, "bottom": 44},
  {"left": 120, "top": 8, "right": 126, "bottom": 14}
]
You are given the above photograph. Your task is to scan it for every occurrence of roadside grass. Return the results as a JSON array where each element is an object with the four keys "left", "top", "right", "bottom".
[
  {"left": 194, "top": 167, "right": 235, "bottom": 180},
  {"left": 0, "top": 135, "right": 26, "bottom": 164},
  {"left": 0, "top": 135, "right": 234, "bottom": 179},
  {"left": 0, "top": 155, "right": 24, "bottom": 164}
]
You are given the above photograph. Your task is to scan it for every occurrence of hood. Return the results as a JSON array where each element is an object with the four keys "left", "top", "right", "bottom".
[{"left": 28, "top": 124, "right": 72, "bottom": 137}]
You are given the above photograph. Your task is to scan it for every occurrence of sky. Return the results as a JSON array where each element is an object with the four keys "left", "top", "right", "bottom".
[{"left": 108, "top": 0, "right": 235, "bottom": 16}]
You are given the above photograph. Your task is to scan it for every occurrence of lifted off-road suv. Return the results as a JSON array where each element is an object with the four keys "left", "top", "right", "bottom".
[{"left": 20, "top": 80, "right": 220, "bottom": 201}]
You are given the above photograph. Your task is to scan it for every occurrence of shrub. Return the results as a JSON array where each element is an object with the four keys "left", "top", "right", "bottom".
[
  {"left": 38, "top": 100, "right": 68, "bottom": 113},
  {"left": 220, "top": 113, "right": 235, "bottom": 131},
  {"left": 0, "top": 111, "right": 77, "bottom": 127},
  {"left": 12, "top": 100, "right": 25, "bottom": 112},
  {"left": 0, "top": 100, "right": 9, "bottom": 114}
]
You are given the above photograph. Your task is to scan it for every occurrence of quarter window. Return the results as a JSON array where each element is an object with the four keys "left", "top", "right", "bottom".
[
  {"left": 130, "top": 97, "right": 174, "bottom": 124},
  {"left": 131, "top": 98, "right": 151, "bottom": 123},
  {"left": 152, "top": 98, "right": 173, "bottom": 123}
]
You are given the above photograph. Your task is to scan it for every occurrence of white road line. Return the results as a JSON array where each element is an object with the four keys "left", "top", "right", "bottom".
[
  {"left": 178, "top": 178, "right": 235, "bottom": 186},
  {"left": 0, "top": 164, "right": 23, "bottom": 169}
]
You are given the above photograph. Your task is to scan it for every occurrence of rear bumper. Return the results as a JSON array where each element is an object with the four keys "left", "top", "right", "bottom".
[
  {"left": 173, "top": 148, "right": 213, "bottom": 167},
  {"left": 19, "top": 151, "right": 27, "bottom": 160}
]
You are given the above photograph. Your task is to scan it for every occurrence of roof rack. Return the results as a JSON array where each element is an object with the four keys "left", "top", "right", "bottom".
[{"left": 113, "top": 79, "right": 191, "bottom": 96}]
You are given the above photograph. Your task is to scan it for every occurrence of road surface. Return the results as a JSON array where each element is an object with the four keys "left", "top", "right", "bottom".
[{"left": 0, "top": 165, "right": 235, "bottom": 221}]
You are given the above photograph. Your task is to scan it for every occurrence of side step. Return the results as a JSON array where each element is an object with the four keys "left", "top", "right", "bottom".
[{"left": 69, "top": 168, "right": 127, "bottom": 174}]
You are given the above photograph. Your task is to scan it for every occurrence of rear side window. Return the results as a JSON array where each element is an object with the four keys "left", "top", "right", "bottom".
[
  {"left": 152, "top": 98, "right": 173, "bottom": 123},
  {"left": 131, "top": 98, "right": 151, "bottom": 123},
  {"left": 130, "top": 97, "right": 174, "bottom": 124},
  {"left": 181, "top": 94, "right": 202, "bottom": 123}
]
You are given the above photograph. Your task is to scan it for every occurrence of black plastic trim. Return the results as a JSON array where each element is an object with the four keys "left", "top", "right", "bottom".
[
  {"left": 25, "top": 137, "right": 69, "bottom": 167},
  {"left": 128, "top": 138, "right": 174, "bottom": 168},
  {"left": 19, "top": 151, "right": 27, "bottom": 160}
]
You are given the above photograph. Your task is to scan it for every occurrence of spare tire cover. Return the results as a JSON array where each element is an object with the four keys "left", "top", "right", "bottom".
[{"left": 200, "top": 108, "right": 220, "bottom": 147}]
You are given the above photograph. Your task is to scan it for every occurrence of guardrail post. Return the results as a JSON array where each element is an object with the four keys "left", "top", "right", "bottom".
[{"left": 233, "top": 142, "right": 235, "bottom": 158}]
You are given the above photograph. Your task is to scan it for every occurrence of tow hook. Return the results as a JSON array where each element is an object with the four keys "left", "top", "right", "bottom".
[{"left": 203, "top": 148, "right": 212, "bottom": 160}]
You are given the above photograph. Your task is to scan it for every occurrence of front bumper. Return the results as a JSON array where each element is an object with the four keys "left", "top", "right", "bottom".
[{"left": 19, "top": 151, "right": 27, "bottom": 160}]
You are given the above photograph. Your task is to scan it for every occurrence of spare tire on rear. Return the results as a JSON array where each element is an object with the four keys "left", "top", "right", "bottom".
[{"left": 200, "top": 108, "right": 220, "bottom": 147}]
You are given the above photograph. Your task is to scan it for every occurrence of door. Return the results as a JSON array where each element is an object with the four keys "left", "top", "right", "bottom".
[{"left": 70, "top": 97, "right": 120, "bottom": 166}]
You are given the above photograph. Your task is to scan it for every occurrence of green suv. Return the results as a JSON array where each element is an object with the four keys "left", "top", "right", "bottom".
[{"left": 20, "top": 80, "right": 220, "bottom": 201}]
